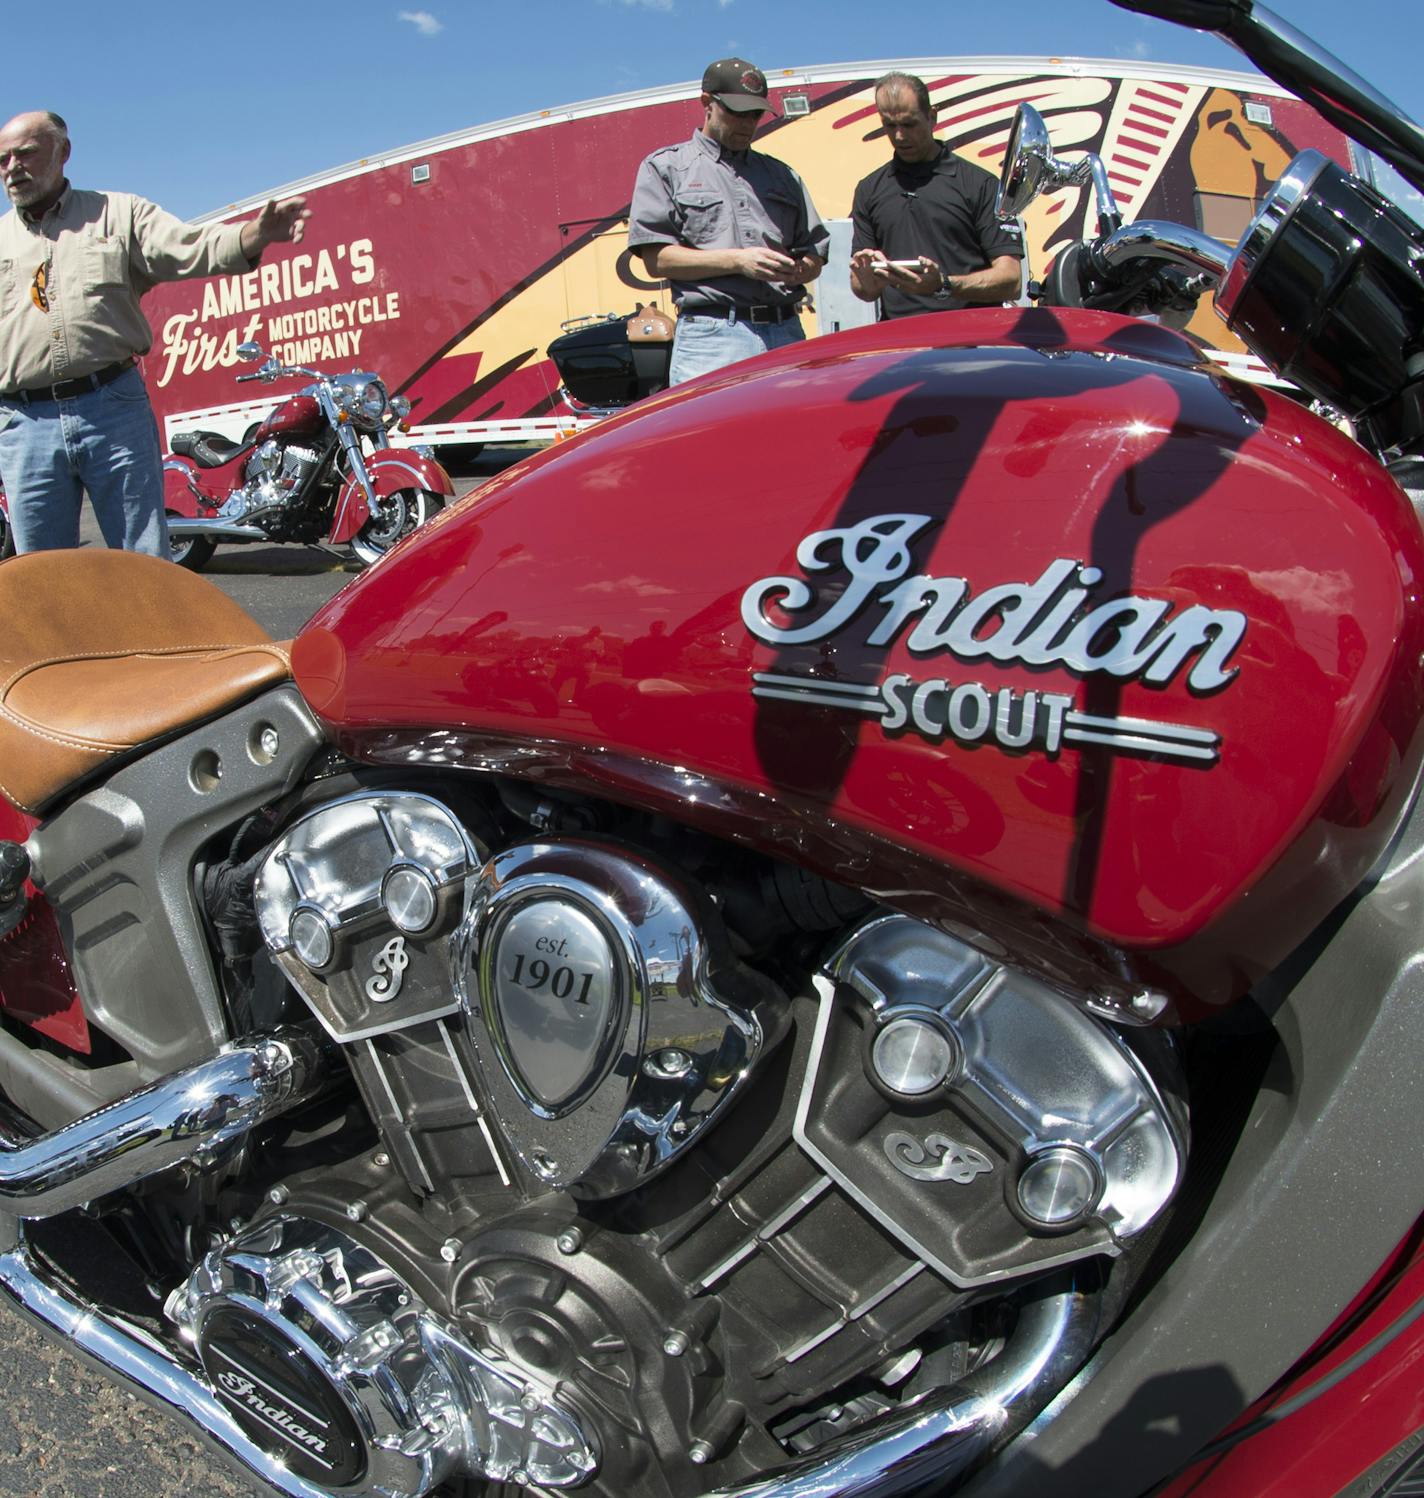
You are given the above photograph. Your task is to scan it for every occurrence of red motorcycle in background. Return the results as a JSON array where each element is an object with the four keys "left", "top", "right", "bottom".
[
  {"left": 0, "top": 3, "right": 1420, "bottom": 1497},
  {"left": 161, "top": 342, "right": 454, "bottom": 570}
]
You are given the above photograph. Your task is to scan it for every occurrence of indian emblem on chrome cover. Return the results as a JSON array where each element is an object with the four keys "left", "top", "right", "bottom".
[
  {"left": 366, "top": 935, "right": 410, "bottom": 1003},
  {"left": 884, "top": 1130, "right": 994, "bottom": 1184},
  {"left": 740, "top": 514, "right": 1244, "bottom": 765}
]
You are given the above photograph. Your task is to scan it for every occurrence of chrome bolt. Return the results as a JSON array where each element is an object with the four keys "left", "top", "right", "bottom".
[
  {"left": 663, "top": 1330, "right": 690, "bottom": 1357},
  {"left": 346, "top": 1199, "right": 368, "bottom": 1222},
  {"left": 556, "top": 1227, "right": 584, "bottom": 1256},
  {"left": 267, "top": 1185, "right": 289, "bottom": 1206},
  {"left": 520, "top": 1392, "right": 541, "bottom": 1413},
  {"left": 512, "top": 1471, "right": 530, "bottom": 1487},
  {"left": 1130, "top": 988, "right": 1169, "bottom": 1020},
  {"left": 439, "top": 1238, "right": 461, "bottom": 1263},
  {"left": 688, "top": 1440, "right": 715, "bottom": 1465},
  {"left": 258, "top": 726, "right": 281, "bottom": 758},
  {"left": 373, "top": 1152, "right": 390, "bottom": 1168}
]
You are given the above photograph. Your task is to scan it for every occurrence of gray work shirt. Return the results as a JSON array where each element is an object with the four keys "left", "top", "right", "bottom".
[
  {"left": 0, "top": 185, "right": 250, "bottom": 393},
  {"left": 628, "top": 130, "right": 828, "bottom": 309}
]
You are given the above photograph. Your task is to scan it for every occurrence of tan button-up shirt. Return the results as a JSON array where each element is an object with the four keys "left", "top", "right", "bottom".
[{"left": 0, "top": 185, "right": 250, "bottom": 393}]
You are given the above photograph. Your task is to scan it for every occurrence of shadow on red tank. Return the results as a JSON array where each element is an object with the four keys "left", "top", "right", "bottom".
[{"left": 292, "top": 307, "right": 1424, "bottom": 1019}]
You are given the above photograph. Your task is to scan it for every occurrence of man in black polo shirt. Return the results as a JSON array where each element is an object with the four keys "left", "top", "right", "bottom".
[{"left": 849, "top": 73, "right": 1022, "bottom": 319}]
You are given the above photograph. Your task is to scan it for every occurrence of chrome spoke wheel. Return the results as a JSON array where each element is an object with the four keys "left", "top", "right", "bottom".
[{"left": 350, "top": 488, "right": 442, "bottom": 567}]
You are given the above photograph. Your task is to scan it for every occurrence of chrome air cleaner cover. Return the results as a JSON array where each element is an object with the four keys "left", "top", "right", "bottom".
[
  {"left": 169, "top": 1217, "right": 598, "bottom": 1496},
  {"left": 454, "top": 838, "right": 784, "bottom": 1197}
]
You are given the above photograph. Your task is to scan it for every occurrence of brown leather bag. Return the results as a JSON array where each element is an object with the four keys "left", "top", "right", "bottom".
[{"left": 625, "top": 303, "right": 674, "bottom": 343}]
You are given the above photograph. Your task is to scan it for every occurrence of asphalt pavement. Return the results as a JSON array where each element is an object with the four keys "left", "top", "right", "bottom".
[{"left": 0, "top": 443, "right": 532, "bottom": 1498}]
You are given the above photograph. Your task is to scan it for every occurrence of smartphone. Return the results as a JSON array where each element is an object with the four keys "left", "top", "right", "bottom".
[{"left": 881, "top": 259, "right": 924, "bottom": 271}]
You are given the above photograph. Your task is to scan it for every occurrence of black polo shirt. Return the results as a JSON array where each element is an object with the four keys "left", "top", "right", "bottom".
[{"left": 851, "top": 146, "right": 1023, "bottom": 319}]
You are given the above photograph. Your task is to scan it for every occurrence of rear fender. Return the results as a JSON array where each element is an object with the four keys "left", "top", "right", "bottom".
[
  {"left": 162, "top": 456, "right": 215, "bottom": 517},
  {"left": 329, "top": 449, "right": 455, "bottom": 545}
]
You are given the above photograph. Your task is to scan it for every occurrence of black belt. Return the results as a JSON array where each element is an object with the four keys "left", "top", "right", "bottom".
[
  {"left": 2, "top": 359, "right": 135, "bottom": 405},
  {"left": 681, "top": 303, "right": 801, "bottom": 324}
]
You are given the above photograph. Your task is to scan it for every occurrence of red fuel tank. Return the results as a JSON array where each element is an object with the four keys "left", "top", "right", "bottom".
[
  {"left": 292, "top": 309, "right": 1424, "bottom": 1015},
  {"left": 253, "top": 393, "right": 321, "bottom": 442}
]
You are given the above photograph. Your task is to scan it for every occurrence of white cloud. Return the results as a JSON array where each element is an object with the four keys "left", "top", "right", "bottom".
[
  {"left": 398, "top": 10, "right": 443, "bottom": 36},
  {"left": 718, "top": 0, "right": 734, "bottom": 7}
]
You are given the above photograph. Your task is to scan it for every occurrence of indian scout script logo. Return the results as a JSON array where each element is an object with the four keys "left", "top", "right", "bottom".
[{"left": 740, "top": 515, "right": 1245, "bottom": 765}]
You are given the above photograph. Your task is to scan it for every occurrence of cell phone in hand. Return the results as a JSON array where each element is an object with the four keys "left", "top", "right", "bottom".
[{"left": 881, "top": 259, "right": 923, "bottom": 271}]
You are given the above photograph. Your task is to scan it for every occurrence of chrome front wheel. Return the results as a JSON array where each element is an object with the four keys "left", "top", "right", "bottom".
[{"left": 349, "top": 488, "right": 443, "bottom": 567}]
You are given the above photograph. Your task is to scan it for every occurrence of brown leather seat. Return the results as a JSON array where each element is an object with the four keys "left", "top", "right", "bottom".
[{"left": 0, "top": 550, "right": 292, "bottom": 813}]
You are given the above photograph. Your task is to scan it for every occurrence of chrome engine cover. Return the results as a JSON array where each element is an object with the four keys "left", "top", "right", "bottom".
[
  {"left": 254, "top": 791, "right": 483, "bottom": 1043},
  {"left": 168, "top": 1216, "right": 598, "bottom": 1496},
  {"left": 455, "top": 838, "right": 785, "bottom": 1197},
  {"left": 800, "top": 914, "right": 1187, "bottom": 1286}
]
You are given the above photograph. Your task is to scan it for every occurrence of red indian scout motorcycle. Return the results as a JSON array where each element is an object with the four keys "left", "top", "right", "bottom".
[
  {"left": 0, "top": 2, "right": 1420, "bottom": 1495},
  {"left": 161, "top": 342, "right": 455, "bottom": 571}
]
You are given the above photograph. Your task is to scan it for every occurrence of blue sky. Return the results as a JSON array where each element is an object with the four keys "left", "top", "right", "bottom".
[{"left": 13, "top": 0, "right": 1420, "bottom": 220}]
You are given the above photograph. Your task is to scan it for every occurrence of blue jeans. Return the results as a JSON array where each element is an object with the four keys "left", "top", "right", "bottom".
[
  {"left": 0, "top": 365, "right": 169, "bottom": 556},
  {"left": 669, "top": 311, "right": 805, "bottom": 386}
]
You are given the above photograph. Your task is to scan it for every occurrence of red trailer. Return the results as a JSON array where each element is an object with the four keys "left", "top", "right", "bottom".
[{"left": 139, "top": 55, "right": 1355, "bottom": 449}]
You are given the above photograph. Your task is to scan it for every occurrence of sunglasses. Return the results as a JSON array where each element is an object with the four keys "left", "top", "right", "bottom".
[{"left": 30, "top": 262, "right": 47, "bottom": 313}]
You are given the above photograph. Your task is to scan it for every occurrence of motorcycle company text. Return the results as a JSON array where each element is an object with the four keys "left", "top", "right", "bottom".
[{"left": 156, "top": 237, "right": 404, "bottom": 388}]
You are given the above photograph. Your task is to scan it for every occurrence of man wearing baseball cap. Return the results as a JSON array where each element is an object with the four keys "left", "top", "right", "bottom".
[{"left": 629, "top": 58, "right": 828, "bottom": 384}]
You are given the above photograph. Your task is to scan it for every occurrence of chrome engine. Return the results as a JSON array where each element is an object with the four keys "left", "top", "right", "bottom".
[
  {"left": 220, "top": 440, "right": 322, "bottom": 521},
  {"left": 148, "top": 787, "right": 1186, "bottom": 1497}
]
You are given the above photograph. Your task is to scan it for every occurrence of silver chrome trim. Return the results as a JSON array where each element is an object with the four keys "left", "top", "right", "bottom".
[
  {"left": 0, "top": 1033, "right": 325, "bottom": 1217},
  {"left": 165, "top": 517, "right": 276, "bottom": 542},
  {"left": 1091, "top": 220, "right": 1232, "bottom": 283}
]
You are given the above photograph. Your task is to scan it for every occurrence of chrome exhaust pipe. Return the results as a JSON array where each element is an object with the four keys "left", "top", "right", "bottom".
[
  {"left": 709, "top": 1272, "right": 1099, "bottom": 1498},
  {"left": 166, "top": 518, "right": 273, "bottom": 542},
  {"left": 0, "top": 1218, "right": 1093, "bottom": 1498},
  {"left": 0, "top": 1033, "right": 325, "bottom": 1218}
]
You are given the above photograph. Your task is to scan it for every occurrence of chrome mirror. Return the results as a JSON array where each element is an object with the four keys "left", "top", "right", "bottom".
[
  {"left": 996, "top": 102, "right": 1124, "bottom": 233},
  {"left": 236, "top": 341, "right": 265, "bottom": 363},
  {"left": 996, "top": 103, "right": 1058, "bottom": 218}
]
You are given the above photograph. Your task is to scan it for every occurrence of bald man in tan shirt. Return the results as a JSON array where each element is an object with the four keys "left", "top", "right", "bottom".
[{"left": 0, "top": 110, "right": 309, "bottom": 555}]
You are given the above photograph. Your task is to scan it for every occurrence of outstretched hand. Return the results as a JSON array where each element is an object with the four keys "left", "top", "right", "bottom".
[{"left": 240, "top": 197, "right": 312, "bottom": 261}]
